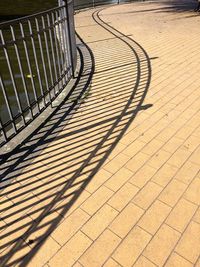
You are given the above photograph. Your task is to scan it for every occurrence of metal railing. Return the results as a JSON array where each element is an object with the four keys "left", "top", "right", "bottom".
[
  {"left": 0, "top": 0, "right": 76, "bottom": 147},
  {"left": 74, "top": 0, "right": 141, "bottom": 10}
]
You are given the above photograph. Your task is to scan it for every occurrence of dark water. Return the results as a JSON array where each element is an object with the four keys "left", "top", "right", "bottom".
[
  {"left": 0, "top": 0, "right": 115, "bottom": 19},
  {"left": 0, "top": 0, "right": 116, "bottom": 125}
]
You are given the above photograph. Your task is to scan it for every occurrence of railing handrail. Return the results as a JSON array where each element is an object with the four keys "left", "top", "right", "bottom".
[
  {"left": 0, "top": 0, "right": 77, "bottom": 148},
  {"left": 0, "top": 5, "right": 66, "bottom": 28}
]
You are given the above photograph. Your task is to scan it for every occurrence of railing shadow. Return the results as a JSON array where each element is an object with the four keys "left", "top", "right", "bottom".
[{"left": 0, "top": 7, "right": 152, "bottom": 266}]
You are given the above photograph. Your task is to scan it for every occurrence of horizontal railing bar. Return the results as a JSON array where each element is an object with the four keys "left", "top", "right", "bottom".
[
  {"left": 0, "top": 0, "right": 76, "bottom": 148},
  {"left": 0, "top": 5, "right": 66, "bottom": 27},
  {"left": 0, "top": 19, "right": 68, "bottom": 48}
]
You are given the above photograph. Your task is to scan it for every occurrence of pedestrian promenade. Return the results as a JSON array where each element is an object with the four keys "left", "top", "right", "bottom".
[{"left": 0, "top": 0, "right": 200, "bottom": 266}]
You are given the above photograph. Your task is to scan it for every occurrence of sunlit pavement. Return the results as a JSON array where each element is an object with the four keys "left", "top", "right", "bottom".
[{"left": 0, "top": 0, "right": 200, "bottom": 266}]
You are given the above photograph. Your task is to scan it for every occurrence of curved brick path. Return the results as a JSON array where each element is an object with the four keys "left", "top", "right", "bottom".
[{"left": 0, "top": 0, "right": 200, "bottom": 266}]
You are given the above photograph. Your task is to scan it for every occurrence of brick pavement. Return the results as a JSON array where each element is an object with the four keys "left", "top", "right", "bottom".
[{"left": 0, "top": 0, "right": 200, "bottom": 266}]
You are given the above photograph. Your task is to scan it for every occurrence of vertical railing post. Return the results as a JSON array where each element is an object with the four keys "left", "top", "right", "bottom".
[{"left": 63, "top": 0, "right": 76, "bottom": 79}]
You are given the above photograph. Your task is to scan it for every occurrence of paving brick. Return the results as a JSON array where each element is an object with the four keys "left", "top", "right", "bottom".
[
  {"left": 79, "top": 230, "right": 121, "bottom": 267},
  {"left": 182, "top": 135, "right": 200, "bottom": 152},
  {"left": 156, "top": 127, "right": 177, "bottom": 142},
  {"left": 166, "top": 198, "right": 197, "bottom": 232},
  {"left": 120, "top": 129, "right": 141, "bottom": 145},
  {"left": 138, "top": 200, "right": 171, "bottom": 234},
  {"left": 72, "top": 262, "right": 83, "bottom": 267},
  {"left": 143, "top": 224, "right": 180, "bottom": 266},
  {"left": 104, "top": 153, "right": 130, "bottom": 174},
  {"left": 175, "top": 126, "right": 194, "bottom": 140},
  {"left": 142, "top": 138, "right": 164, "bottom": 156},
  {"left": 81, "top": 204, "right": 118, "bottom": 240},
  {"left": 138, "top": 127, "right": 159, "bottom": 143},
  {"left": 175, "top": 221, "right": 200, "bottom": 263},
  {"left": 51, "top": 208, "right": 90, "bottom": 246},
  {"left": 167, "top": 148, "right": 191, "bottom": 168},
  {"left": 165, "top": 252, "right": 193, "bottom": 267},
  {"left": 159, "top": 179, "right": 187, "bottom": 207},
  {"left": 109, "top": 203, "right": 144, "bottom": 238},
  {"left": 86, "top": 169, "right": 112, "bottom": 193},
  {"left": 162, "top": 137, "right": 183, "bottom": 153},
  {"left": 123, "top": 140, "right": 146, "bottom": 157},
  {"left": 103, "top": 258, "right": 121, "bottom": 267},
  {"left": 105, "top": 167, "right": 133, "bottom": 192},
  {"left": 112, "top": 226, "right": 151, "bottom": 267},
  {"left": 108, "top": 143, "right": 127, "bottom": 160},
  {"left": 125, "top": 152, "right": 150, "bottom": 174},
  {"left": 0, "top": 240, "right": 31, "bottom": 266},
  {"left": 28, "top": 236, "right": 60, "bottom": 266},
  {"left": 184, "top": 178, "right": 200, "bottom": 205},
  {"left": 193, "top": 207, "right": 200, "bottom": 224},
  {"left": 49, "top": 231, "right": 92, "bottom": 267},
  {"left": 151, "top": 163, "right": 178, "bottom": 187},
  {"left": 133, "top": 256, "right": 156, "bottom": 267},
  {"left": 81, "top": 186, "right": 113, "bottom": 215},
  {"left": 129, "top": 164, "right": 157, "bottom": 188},
  {"left": 133, "top": 182, "right": 162, "bottom": 209},
  {"left": 174, "top": 161, "right": 199, "bottom": 185},
  {"left": 108, "top": 182, "right": 139, "bottom": 211},
  {"left": 147, "top": 150, "right": 171, "bottom": 170}
]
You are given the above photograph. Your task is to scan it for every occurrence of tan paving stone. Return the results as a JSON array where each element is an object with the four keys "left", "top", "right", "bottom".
[
  {"left": 103, "top": 258, "right": 121, "bottom": 267},
  {"left": 81, "top": 186, "right": 113, "bottom": 215},
  {"left": 123, "top": 140, "right": 146, "bottom": 157},
  {"left": 81, "top": 204, "right": 118, "bottom": 240},
  {"left": 141, "top": 138, "right": 164, "bottom": 156},
  {"left": 175, "top": 126, "right": 195, "bottom": 140},
  {"left": 108, "top": 182, "right": 139, "bottom": 211},
  {"left": 109, "top": 203, "right": 144, "bottom": 238},
  {"left": 129, "top": 164, "right": 157, "bottom": 188},
  {"left": 51, "top": 208, "right": 90, "bottom": 246},
  {"left": 72, "top": 262, "right": 83, "bottom": 267},
  {"left": 162, "top": 137, "right": 183, "bottom": 154},
  {"left": 184, "top": 178, "right": 200, "bottom": 205},
  {"left": 138, "top": 200, "right": 171, "bottom": 235},
  {"left": 166, "top": 198, "right": 198, "bottom": 232},
  {"left": 175, "top": 221, "right": 200, "bottom": 263},
  {"left": 79, "top": 230, "right": 121, "bottom": 267},
  {"left": 159, "top": 179, "right": 187, "bottom": 207},
  {"left": 105, "top": 167, "right": 133, "bottom": 192},
  {"left": 86, "top": 169, "right": 112, "bottom": 193},
  {"left": 120, "top": 129, "right": 140, "bottom": 145},
  {"left": 151, "top": 163, "right": 178, "bottom": 187},
  {"left": 147, "top": 150, "right": 171, "bottom": 170},
  {"left": 104, "top": 153, "right": 130, "bottom": 174},
  {"left": 143, "top": 224, "right": 180, "bottom": 266},
  {"left": 133, "top": 256, "right": 157, "bottom": 267},
  {"left": 125, "top": 152, "right": 150, "bottom": 174},
  {"left": 182, "top": 135, "right": 200, "bottom": 153},
  {"left": 132, "top": 181, "right": 162, "bottom": 210},
  {"left": 196, "top": 258, "right": 200, "bottom": 267},
  {"left": 0, "top": 241, "right": 32, "bottom": 267},
  {"left": 49, "top": 231, "right": 92, "bottom": 267},
  {"left": 27, "top": 236, "right": 60, "bottom": 267},
  {"left": 193, "top": 207, "right": 200, "bottom": 224},
  {"left": 174, "top": 161, "right": 199, "bottom": 185},
  {"left": 156, "top": 127, "right": 177, "bottom": 142},
  {"left": 167, "top": 148, "right": 192, "bottom": 168},
  {"left": 108, "top": 143, "right": 127, "bottom": 160},
  {"left": 165, "top": 252, "right": 193, "bottom": 267},
  {"left": 112, "top": 226, "right": 151, "bottom": 267}
]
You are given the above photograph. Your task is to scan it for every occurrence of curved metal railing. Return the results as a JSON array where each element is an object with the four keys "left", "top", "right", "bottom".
[{"left": 0, "top": 0, "right": 76, "bottom": 147}]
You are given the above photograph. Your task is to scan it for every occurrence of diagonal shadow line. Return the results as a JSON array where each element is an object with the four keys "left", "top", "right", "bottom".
[{"left": 0, "top": 6, "right": 152, "bottom": 266}]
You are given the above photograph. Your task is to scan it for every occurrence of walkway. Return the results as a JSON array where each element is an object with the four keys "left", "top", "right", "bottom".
[{"left": 0, "top": 0, "right": 200, "bottom": 266}]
